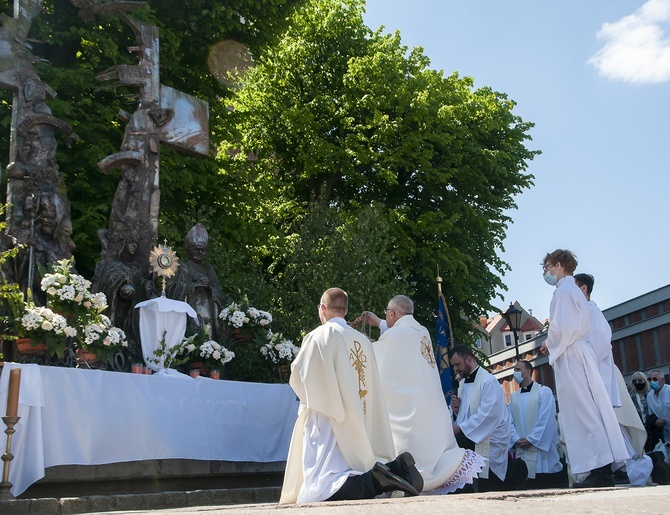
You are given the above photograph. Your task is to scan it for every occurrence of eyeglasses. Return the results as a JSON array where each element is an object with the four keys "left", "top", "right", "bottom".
[
  {"left": 384, "top": 308, "right": 394, "bottom": 314},
  {"left": 541, "top": 263, "right": 556, "bottom": 272},
  {"left": 649, "top": 377, "right": 660, "bottom": 381}
]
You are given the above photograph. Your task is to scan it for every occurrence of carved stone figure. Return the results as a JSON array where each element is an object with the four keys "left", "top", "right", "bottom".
[
  {"left": 1, "top": 1, "right": 77, "bottom": 300},
  {"left": 167, "top": 223, "right": 226, "bottom": 343},
  {"left": 92, "top": 227, "right": 157, "bottom": 360}
]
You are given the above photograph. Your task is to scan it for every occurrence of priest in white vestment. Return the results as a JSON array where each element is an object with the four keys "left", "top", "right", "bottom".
[
  {"left": 508, "top": 360, "right": 565, "bottom": 488},
  {"left": 647, "top": 369, "right": 670, "bottom": 444},
  {"left": 450, "top": 345, "right": 513, "bottom": 491},
  {"left": 539, "top": 250, "right": 629, "bottom": 488},
  {"left": 280, "top": 288, "right": 422, "bottom": 504},
  {"left": 574, "top": 274, "right": 621, "bottom": 408},
  {"left": 369, "top": 295, "right": 485, "bottom": 493}
]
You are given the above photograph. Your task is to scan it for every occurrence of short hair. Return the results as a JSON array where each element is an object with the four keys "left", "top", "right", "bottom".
[
  {"left": 543, "top": 249, "right": 578, "bottom": 274},
  {"left": 388, "top": 295, "right": 413, "bottom": 316},
  {"left": 517, "top": 360, "right": 533, "bottom": 373},
  {"left": 321, "top": 287, "right": 348, "bottom": 315},
  {"left": 450, "top": 344, "right": 476, "bottom": 361},
  {"left": 574, "top": 273, "right": 595, "bottom": 295}
]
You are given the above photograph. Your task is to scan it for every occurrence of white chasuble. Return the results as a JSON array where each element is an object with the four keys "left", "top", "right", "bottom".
[
  {"left": 373, "top": 315, "right": 484, "bottom": 492},
  {"left": 509, "top": 383, "right": 562, "bottom": 478},
  {"left": 456, "top": 367, "right": 511, "bottom": 480},
  {"left": 280, "top": 319, "right": 395, "bottom": 504},
  {"left": 547, "top": 277, "right": 629, "bottom": 475}
]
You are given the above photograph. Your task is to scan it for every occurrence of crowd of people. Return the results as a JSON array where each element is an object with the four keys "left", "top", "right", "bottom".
[{"left": 278, "top": 248, "right": 669, "bottom": 504}]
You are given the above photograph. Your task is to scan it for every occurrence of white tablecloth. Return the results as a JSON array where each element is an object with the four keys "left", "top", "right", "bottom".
[{"left": 0, "top": 364, "right": 298, "bottom": 496}]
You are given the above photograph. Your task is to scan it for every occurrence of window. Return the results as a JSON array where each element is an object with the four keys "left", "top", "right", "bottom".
[
  {"left": 476, "top": 337, "right": 482, "bottom": 349},
  {"left": 504, "top": 334, "right": 512, "bottom": 347},
  {"left": 525, "top": 333, "right": 532, "bottom": 341}
]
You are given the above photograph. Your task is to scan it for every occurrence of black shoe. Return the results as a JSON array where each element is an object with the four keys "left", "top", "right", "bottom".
[
  {"left": 613, "top": 468, "right": 629, "bottom": 485},
  {"left": 573, "top": 470, "right": 615, "bottom": 489},
  {"left": 386, "top": 452, "right": 424, "bottom": 493},
  {"left": 371, "top": 462, "right": 420, "bottom": 497}
]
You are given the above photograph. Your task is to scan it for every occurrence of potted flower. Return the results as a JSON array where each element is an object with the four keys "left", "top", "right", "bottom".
[
  {"left": 195, "top": 339, "right": 235, "bottom": 379},
  {"left": 260, "top": 330, "right": 300, "bottom": 383},
  {"left": 20, "top": 258, "right": 128, "bottom": 362},
  {"left": 218, "top": 301, "right": 272, "bottom": 342}
]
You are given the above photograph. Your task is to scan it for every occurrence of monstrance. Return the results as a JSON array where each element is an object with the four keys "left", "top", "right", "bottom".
[{"left": 149, "top": 240, "right": 179, "bottom": 296}]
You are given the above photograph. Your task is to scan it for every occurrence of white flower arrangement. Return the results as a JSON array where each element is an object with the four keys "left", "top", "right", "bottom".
[
  {"left": 219, "top": 301, "right": 273, "bottom": 340},
  {"left": 260, "top": 330, "right": 300, "bottom": 366},
  {"left": 20, "top": 258, "right": 127, "bottom": 359},
  {"left": 198, "top": 339, "right": 235, "bottom": 369}
]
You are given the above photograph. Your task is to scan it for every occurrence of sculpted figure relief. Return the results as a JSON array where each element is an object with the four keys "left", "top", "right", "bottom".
[{"left": 168, "top": 223, "right": 226, "bottom": 343}]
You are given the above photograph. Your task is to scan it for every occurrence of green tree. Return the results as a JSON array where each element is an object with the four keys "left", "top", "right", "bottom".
[
  {"left": 1, "top": 0, "right": 304, "bottom": 307},
  {"left": 222, "top": 0, "right": 538, "bottom": 342}
]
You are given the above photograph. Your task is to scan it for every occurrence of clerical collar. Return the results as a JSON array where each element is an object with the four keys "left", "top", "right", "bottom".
[
  {"left": 520, "top": 382, "right": 534, "bottom": 393},
  {"left": 464, "top": 366, "right": 480, "bottom": 383}
]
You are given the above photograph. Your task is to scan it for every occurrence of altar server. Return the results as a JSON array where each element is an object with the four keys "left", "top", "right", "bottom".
[
  {"left": 280, "top": 288, "right": 422, "bottom": 504},
  {"left": 573, "top": 273, "right": 621, "bottom": 408},
  {"left": 371, "top": 295, "right": 485, "bottom": 493},
  {"left": 509, "top": 360, "right": 565, "bottom": 488},
  {"left": 539, "top": 249, "right": 629, "bottom": 488},
  {"left": 450, "top": 344, "right": 514, "bottom": 491}
]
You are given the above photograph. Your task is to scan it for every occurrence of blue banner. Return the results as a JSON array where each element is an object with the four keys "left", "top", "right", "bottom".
[{"left": 435, "top": 293, "right": 456, "bottom": 405}]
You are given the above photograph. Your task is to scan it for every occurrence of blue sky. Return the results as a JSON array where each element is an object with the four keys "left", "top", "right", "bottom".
[{"left": 363, "top": 0, "right": 670, "bottom": 321}]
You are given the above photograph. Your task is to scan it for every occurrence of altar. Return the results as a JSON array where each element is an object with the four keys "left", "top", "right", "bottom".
[{"left": 0, "top": 363, "right": 299, "bottom": 497}]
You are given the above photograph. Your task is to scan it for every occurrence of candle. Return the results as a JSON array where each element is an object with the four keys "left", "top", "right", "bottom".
[{"left": 6, "top": 368, "right": 21, "bottom": 418}]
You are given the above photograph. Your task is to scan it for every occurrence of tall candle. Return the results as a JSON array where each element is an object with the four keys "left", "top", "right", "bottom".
[{"left": 6, "top": 368, "right": 21, "bottom": 418}]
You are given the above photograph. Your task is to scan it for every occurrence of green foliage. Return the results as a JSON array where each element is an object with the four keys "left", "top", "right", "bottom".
[
  {"left": 222, "top": 0, "right": 538, "bottom": 343},
  {"left": 1, "top": 0, "right": 538, "bottom": 367}
]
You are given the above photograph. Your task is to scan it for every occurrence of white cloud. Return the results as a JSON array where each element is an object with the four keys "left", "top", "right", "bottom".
[{"left": 588, "top": 0, "right": 670, "bottom": 84}]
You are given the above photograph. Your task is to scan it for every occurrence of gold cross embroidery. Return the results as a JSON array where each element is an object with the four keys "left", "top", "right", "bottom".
[
  {"left": 349, "top": 340, "right": 368, "bottom": 414},
  {"left": 421, "top": 335, "right": 437, "bottom": 368}
]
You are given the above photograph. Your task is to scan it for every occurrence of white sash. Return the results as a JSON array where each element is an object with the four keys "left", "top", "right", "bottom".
[{"left": 510, "top": 382, "right": 540, "bottom": 478}]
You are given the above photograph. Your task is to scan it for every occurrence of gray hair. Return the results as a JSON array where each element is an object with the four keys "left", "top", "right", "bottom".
[{"left": 389, "top": 295, "right": 413, "bottom": 316}]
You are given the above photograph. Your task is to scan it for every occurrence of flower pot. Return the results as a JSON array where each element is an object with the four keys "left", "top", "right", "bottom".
[
  {"left": 76, "top": 348, "right": 99, "bottom": 363},
  {"left": 15, "top": 338, "right": 49, "bottom": 355},
  {"left": 277, "top": 365, "right": 290, "bottom": 383},
  {"left": 209, "top": 370, "right": 221, "bottom": 380}
]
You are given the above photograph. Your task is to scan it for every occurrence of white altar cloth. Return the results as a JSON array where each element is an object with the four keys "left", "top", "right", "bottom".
[{"left": 0, "top": 364, "right": 298, "bottom": 496}]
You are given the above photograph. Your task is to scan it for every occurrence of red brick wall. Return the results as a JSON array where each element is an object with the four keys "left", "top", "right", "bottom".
[
  {"left": 624, "top": 336, "right": 640, "bottom": 371},
  {"left": 640, "top": 330, "right": 656, "bottom": 370}
]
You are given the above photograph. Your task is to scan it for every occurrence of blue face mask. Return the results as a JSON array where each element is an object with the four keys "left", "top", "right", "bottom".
[
  {"left": 543, "top": 269, "right": 557, "bottom": 286},
  {"left": 513, "top": 371, "right": 524, "bottom": 384},
  {"left": 650, "top": 380, "right": 661, "bottom": 391}
]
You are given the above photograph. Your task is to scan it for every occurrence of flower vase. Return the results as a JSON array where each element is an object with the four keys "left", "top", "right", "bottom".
[
  {"left": 209, "top": 369, "right": 221, "bottom": 380},
  {"left": 15, "top": 338, "right": 48, "bottom": 355},
  {"left": 277, "top": 364, "right": 290, "bottom": 383},
  {"left": 76, "top": 348, "right": 99, "bottom": 364},
  {"left": 231, "top": 328, "right": 254, "bottom": 343}
]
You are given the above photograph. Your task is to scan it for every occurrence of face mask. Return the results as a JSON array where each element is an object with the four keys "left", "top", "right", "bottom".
[
  {"left": 543, "top": 269, "right": 557, "bottom": 286},
  {"left": 634, "top": 382, "right": 646, "bottom": 391},
  {"left": 649, "top": 381, "right": 661, "bottom": 391},
  {"left": 513, "top": 371, "right": 524, "bottom": 384}
]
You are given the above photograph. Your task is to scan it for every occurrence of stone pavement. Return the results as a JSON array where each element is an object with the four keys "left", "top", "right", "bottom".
[{"left": 2, "top": 484, "right": 669, "bottom": 515}]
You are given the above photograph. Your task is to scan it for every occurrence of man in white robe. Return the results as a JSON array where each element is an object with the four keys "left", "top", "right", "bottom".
[
  {"left": 280, "top": 288, "right": 421, "bottom": 504},
  {"left": 647, "top": 369, "right": 670, "bottom": 444},
  {"left": 539, "top": 250, "right": 629, "bottom": 488},
  {"left": 508, "top": 360, "right": 565, "bottom": 489},
  {"left": 574, "top": 274, "right": 621, "bottom": 408},
  {"left": 450, "top": 345, "right": 513, "bottom": 492},
  {"left": 369, "top": 296, "right": 485, "bottom": 493}
]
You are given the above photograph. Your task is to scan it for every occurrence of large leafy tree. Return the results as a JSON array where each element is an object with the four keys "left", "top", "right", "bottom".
[
  {"left": 1, "top": 0, "right": 303, "bottom": 304},
  {"left": 222, "top": 0, "right": 538, "bottom": 341}
]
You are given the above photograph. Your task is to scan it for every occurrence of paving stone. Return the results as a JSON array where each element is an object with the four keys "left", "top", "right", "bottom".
[{"left": 28, "top": 498, "right": 59, "bottom": 515}]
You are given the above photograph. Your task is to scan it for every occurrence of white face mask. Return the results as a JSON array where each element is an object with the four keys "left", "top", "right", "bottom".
[
  {"left": 544, "top": 267, "right": 558, "bottom": 286},
  {"left": 513, "top": 371, "right": 524, "bottom": 384}
]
